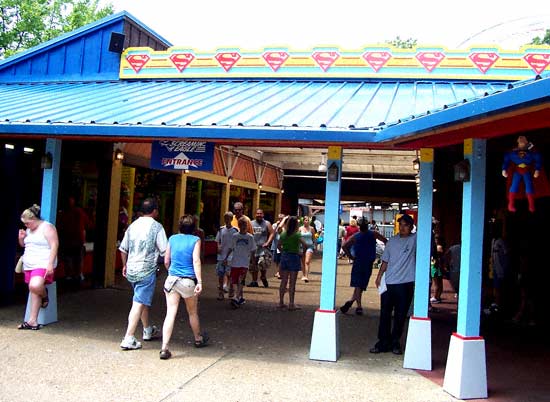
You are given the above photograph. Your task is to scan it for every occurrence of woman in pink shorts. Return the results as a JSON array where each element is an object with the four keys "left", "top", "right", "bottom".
[{"left": 17, "top": 204, "right": 59, "bottom": 330}]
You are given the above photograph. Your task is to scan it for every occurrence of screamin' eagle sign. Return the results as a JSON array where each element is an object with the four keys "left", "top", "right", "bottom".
[{"left": 151, "top": 141, "right": 214, "bottom": 171}]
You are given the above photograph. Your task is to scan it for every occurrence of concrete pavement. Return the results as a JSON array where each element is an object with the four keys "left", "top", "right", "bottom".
[{"left": 0, "top": 256, "right": 457, "bottom": 402}]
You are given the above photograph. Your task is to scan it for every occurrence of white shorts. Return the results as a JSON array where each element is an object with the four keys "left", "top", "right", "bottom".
[{"left": 164, "top": 275, "right": 196, "bottom": 298}]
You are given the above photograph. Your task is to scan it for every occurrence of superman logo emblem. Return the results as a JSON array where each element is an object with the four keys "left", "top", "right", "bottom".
[
  {"left": 126, "top": 54, "right": 150, "bottom": 73},
  {"left": 312, "top": 52, "right": 340, "bottom": 72},
  {"left": 169, "top": 53, "right": 195, "bottom": 72},
  {"left": 469, "top": 52, "right": 499, "bottom": 73},
  {"left": 416, "top": 52, "right": 445, "bottom": 72},
  {"left": 523, "top": 53, "right": 550, "bottom": 74},
  {"left": 215, "top": 52, "right": 241, "bottom": 72},
  {"left": 362, "top": 51, "right": 392, "bottom": 72},
  {"left": 262, "top": 52, "right": 289, "bottom": 72}
]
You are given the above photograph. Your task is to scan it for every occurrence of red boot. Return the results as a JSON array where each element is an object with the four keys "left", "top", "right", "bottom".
[
  {"left": 507, "top": 192, "right": 516, "bottom": 212},
  {"left": 527, "top": 194, "right": 536, "bottom": 213}
]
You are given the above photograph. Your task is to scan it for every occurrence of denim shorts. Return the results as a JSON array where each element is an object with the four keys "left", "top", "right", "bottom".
[
  {"left": 216, "top": 261, "right": 231, "bottom": 277},
  {"left": 280, "top": 253, "right": 301, "bottom": 272},
  {"left": 131, "top": 272, "right": 157, "bottom": 306}
]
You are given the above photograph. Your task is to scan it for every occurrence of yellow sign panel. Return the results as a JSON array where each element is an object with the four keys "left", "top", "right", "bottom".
[
  {"left": 328, "top": 146, "right": 342, "bottom": 160},
  {"left": 464, "top": 138, "right": 473, "bottom": 155},
  {"left": 420, "top": 148, "right": 434, "bottom": 163}
]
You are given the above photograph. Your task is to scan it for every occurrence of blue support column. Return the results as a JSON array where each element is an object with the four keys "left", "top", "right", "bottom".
[
  {"left": 404, "top": 148, "right": 433, "bottom": 370},
  {"left": 310, "top": 146, "right": 342, "bottom": 361},
  {"left": 40, "top": 138, "right": 62, "bottom": 224},
  {"left": 443, "top": 138, "right": 487, "bottom": 399},
  {"left": 26, "top": 138, "right": 61, "bottom": 325}
]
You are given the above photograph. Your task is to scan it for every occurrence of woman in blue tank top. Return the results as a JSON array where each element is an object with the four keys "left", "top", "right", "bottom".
[{"left": 160, "top": 215, "right": 208, "bottom": 360}]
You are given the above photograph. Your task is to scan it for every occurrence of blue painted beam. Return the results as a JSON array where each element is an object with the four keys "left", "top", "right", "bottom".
[
  {"left": 319, "top": 146, "right": 342, "bottom": 310},
  {"left": 413, "top": 149, "right": 434, "bottom": 318},
  {"left": 0, "top": 123, "right": 377, "bottom": 144},
  {"left": 40, "top": 139, "right": 62, "bottom": 224},
  {"left": 457, "top": 138, "right": 486, "bottom": 336}
]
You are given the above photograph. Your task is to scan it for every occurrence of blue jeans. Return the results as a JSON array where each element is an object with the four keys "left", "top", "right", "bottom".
[{"left": 131, "top": 272, "right": 157, "bottom": 306}]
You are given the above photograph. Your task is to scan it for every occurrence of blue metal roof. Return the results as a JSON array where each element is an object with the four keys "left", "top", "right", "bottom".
[{"left": 0, "top": 79, "right": 510, "bottom": 140}]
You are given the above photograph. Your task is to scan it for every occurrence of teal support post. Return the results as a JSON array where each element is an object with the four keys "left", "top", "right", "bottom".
[
  {"left": 443, "top": 138, "right": 487, "bottom": 399},
  {"left": 319, "top": 147, "right": 343, "bottom": 310},
  {"left": 310, "top": 146, "right": 342, "bottom": 361},
  {"left": 457, "top": 138, "right": 486, "bottom": 336},
  {"left": 413, "top": 149, "right": 434, "bottom": 318},
  {"left": 40, "top": 138, "right": 62, "bottom": 224},
  {"left": 404, "top": 148, "right": 434, "bottom": 371}
]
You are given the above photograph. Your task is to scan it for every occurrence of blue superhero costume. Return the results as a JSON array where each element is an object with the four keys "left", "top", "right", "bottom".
[{"left": 502, "top": 142, "right": 541, "bottom": 212}]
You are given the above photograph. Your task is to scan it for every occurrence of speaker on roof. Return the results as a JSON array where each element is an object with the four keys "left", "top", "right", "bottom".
[{"left": 109, "top": 32, "right": 126, "bottom": 53}]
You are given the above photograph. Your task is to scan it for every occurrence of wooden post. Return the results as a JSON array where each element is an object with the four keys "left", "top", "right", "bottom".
[
  {"left": 104, "top": 156, "right": 122, "bottom": 288},
  {"left": 173, "top": 173, "right": 187, "bottom": 233},
  {"left": 220, "top": 182, "right": 231, "bottom": 226}
]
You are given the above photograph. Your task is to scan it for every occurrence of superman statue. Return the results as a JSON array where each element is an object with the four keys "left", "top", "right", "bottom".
[{"left": 502, "top": 136, "right": 542, "bottom": 212}]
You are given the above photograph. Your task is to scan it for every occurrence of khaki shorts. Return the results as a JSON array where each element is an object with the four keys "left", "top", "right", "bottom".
[{"left": 164, "top": 275, "right": 196, "bottom": 298}]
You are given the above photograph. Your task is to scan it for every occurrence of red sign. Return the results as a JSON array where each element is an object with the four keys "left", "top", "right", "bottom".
[
  {"left": 312, "top": 51, "right": 340, "bottom": 72},
  {"left": 169, "top": 53, "right": 195, "bottom": 72},
  {"left": 469, "top": 52, "right": 499, "bottom": 73},
  {"left": 126, "top": 54, "right": 150, "bottom": 73},
  {"left": 262, "top": 51, "right": 289, "bottom": 72},
  {"left": 362, "top": 51, "right": 392, "bottom": 72},
  {"left": 523, "top": 53, "right": 550, "bottom": 74},
  {"left": 416, "top": 52, "right": 445, "bottom": 72},
  {"left": 215, "top": 52, "right": 241, "bottom": 72}
]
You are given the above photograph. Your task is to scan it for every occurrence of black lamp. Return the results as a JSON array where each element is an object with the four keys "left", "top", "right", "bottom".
[
  {"left": 41, "top": 152, "right": 53, "bottom": 169},
  {"left": 327, "top": 162, "right": 339, "bottom": 182},
  {"left": 454, "top": 159, "right": 471, "bottom": 182}
]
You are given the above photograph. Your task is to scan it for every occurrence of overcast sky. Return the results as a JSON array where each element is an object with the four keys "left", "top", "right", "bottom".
[{"left": 105, "top": 0, "right": 550, "bottom": 49}]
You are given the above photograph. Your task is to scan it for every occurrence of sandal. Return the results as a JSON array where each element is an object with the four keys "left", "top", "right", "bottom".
[
  {"left": 159, "top": 349, "right": 172, "bottom": 360},
  {"left": 339, "top": 300, "right": 353, "bottom": 314},
  {"left": 41, "top": 288, "right": 49, "bottom": 309},
  {"left": 194, "top": 333, "right": 209, "bottom": 348},
  {"left": 18, "top": 321, "right": 41, "bottom": 330},
  {"left": 355, "top": 307, "right": 363, "bottom": 316},
  {"left": 288, "top": 305, "right": 302, "bottom": 311}
]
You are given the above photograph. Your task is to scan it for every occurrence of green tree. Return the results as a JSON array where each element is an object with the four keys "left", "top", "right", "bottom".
[
  {"left": 0, "top": 0, "right": 113, "bottom": 59},
  {"left": 530, "top": 29, "right": 550, "bottom": 45},
  {"left": 386, "top": 36, "right": 418, "bottom": 49}
]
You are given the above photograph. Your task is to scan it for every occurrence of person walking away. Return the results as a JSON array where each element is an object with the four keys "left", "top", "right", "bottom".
[
  {"left": 160, "top": 215, "right": 208, "bottom": 360},
  {"left": 271, "top": 214, "right": 285, "bottom": 279},
  {"left": 299, "top": 216, "right": 315, "bottom": 282},
  {"left": 224, "top": 217, "right": 257, "bottom": 309},
  {"left": 278, "top": 216, "right": 308, "bottom": 311},
  {"left": 370, "top": 213, "right": 416, "bottom": 355},
  {"left": 344, "top": 219, "right": 360, "bottom": 263},
  {"left": 340, "top": 218, "right": 387, "bottom": 315},
  {"left": 215, "top": 212, "right": 238, "bottom": 300},
  {"left": 17, "top": 205, "right": 59, "bottom": 330},
  {"left": 119, "top": 198, "right": 167, "bottom": 350},
  {"left": 249, "top": 209, "right": 275, "bottom": 288},
  {"left": 337, "top": 219, "right": 346, "bottom": 258}
]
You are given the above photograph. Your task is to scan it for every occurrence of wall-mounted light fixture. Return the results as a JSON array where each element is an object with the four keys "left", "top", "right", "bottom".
[
  {"left": 327, "top": 162, "right": 339, "bottom": 182},
  {"left": 5, "top": 144, "right": 15, "bottom": 150},
  {"left": 24, "top": 147, "right": 34, "bottom": 154},
  {"left": 228, "top": 176, "right": 234, "bottom": 184},
  {"left": 41, "top": 152, "right": 53, "bottom": 169},
  {"left": 183, "top": 169, "right": 189, "bottom": 174},
  {"left": 412, "top": 158, "right": 420, "bottom": 171},
  {"left": 281, "top": 189, "right": 285, "bottom": 194},
  {"left": 318, "top": 153, "right": 327, "bottom": 172},
  {"left": 258, "top": 182, "right": 263, "bottom": 189},
  {"left": 114, "top": 149, "right": 124, "bottom": 161}
]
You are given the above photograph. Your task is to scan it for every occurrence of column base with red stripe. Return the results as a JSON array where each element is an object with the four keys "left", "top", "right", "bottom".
[
  {"left": 309, "top": 309, "right": 340, "bottom": 361},
  {"left": 403, "top": 316, "right": 432, "bottom": 370},
  {"left": 443, "top": 332, "right": 488, "bottom": 399}
]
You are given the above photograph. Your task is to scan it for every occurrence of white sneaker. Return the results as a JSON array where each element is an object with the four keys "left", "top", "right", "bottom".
[
  {"left": 143, "top": 325, "right": 159, "bottom": 341},
  {"left": 120, "top": 335, "right": 142, "bottom": 350}
]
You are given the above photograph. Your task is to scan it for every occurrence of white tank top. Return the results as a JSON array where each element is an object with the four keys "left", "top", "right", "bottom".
[{"left": 23, "top": 221, "right": 57, "bottom": 270}]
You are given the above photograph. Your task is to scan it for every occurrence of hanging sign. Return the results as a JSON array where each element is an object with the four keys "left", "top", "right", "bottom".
[{"left": 151, "top": 141, "right": 214, "bottom": 171}]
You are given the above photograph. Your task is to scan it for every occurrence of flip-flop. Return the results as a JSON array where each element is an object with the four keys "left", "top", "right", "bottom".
[
  {"left": 41, "top": 288, "right": 49, "bottom": 309},
  {"left": 18, "top": 321, "right": 41, "bottom": 330},
  {"left": 276, "top": 304, "right": 288, "bottom": 310},
  {"left": 288, "top": 305, "right": 302, "bottom": 311}
]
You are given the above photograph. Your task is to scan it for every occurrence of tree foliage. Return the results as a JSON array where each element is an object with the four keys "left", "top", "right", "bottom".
[
  {"left": 386, "top": 36, "right": 418, "bottom": 49},
  {"left": 530, "top": 29, "right": 550, "bottom": 45},
  {"left": 0, "top": 0, "right": 114, "bottom": 59}
]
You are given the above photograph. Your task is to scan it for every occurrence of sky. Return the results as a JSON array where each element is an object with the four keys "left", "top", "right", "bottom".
[{"left": 105, "top": 0, "right": 550, "bottom": 50}]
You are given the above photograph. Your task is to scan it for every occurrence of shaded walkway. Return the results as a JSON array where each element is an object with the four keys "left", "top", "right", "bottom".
[{"left": 1, "top": 256, "right": 548, "bottom": 401}]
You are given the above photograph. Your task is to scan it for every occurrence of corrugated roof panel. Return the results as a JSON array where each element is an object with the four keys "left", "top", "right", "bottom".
[{"left": 0, "top": 79, "right": 512, "bottom": 131}]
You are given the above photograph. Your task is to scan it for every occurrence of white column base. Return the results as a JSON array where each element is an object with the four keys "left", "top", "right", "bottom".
[
  {"left": 403, "top": 316, "right": 432, "bottom": 370},
  {"left": 309, "top": 309, "right": 340, "bottom": 361},
  {"left": 25, "top": 281, "right": 58, "bottom": 325},
  {"left": 443, "top": 333, "right": 488, "bottom": 399}
]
